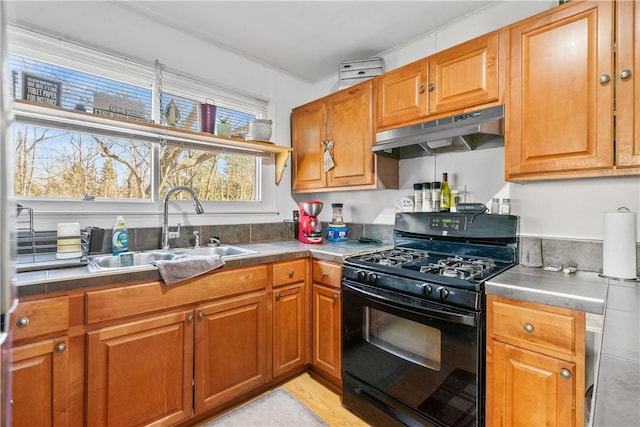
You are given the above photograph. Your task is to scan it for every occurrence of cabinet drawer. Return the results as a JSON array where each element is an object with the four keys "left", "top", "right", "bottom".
[
  {"left": 273, "top": 259, "right": 307, "bottom": 287},
  {"left": 86, "top": 265, "right": 268, "bottom": 324},
  {"left": 12, "top": 296, "right": 70, "bottom": 341},
  {"left": 312, "top": 260, "right": 342, "bottom": 288},
  {"left": 488, "top": 296, "right": 584, "bottom": 359}
]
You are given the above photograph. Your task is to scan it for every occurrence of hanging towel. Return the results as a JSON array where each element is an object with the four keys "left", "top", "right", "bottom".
[{"left": 153, "top": 254, "right": 225, "bottom": 286}]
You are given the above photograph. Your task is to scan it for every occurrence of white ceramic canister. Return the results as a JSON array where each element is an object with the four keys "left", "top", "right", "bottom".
[{"left": 247, "top": 119, "right": 272, "bottom": 141}]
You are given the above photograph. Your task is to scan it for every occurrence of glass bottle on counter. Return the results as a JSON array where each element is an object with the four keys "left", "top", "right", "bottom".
[
  {"left": 501, "top": 198, "right": 511, "bottom": 215},
  {"left": 421, "top": 182, "right": 432, "bottom": 212},
  {"left": 413, "top": 183, "right": 422, "bottom": 212},
  {"left": 431, "top": 182, "right": 441, "bottom": 212},
  {"left": 440, "top": 173, "right": 451, "bottom": 212},
  {"left": 491, "top": 198, "right": 500, "bottom": 214}
]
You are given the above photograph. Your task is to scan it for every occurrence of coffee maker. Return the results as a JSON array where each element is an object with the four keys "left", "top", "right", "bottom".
[{"left": 299, "top": 201, "right": 323, "bottom": 244}]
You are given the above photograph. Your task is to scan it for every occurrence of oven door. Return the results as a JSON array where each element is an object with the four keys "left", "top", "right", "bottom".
[{"left": 342, "top": 280, "right": 483, "bottom": 427}]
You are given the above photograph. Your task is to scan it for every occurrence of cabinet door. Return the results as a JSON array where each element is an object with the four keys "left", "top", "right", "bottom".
[
  {"left": 488, "top": 341, "right": 577, "bottom": 427},
  {"left": 326, "top": 80, "right": 375, "bottom": 188},
  {"left": 376, "top": 59, "right": 428, "bottom": 129},
  {"left": 194, "top": 291, "right": 269, "bottom": 413},
  {"left": 11, "top": 337, "right": 69, "bottom": 427},
  {"left": 291, "top": 98, "right": 327, "bottom": 191},
  {"left": 615, "top": 0, "right": 640, "bottom": 167},
  {"left": 311, "top": 283, "right": 341, "bottom": 385},
  {"left": 273, "top": 283, "right": 308, "bottom": 377},
  {"left": 86, "top": 310, "right": 194, "bottom": 427},
  {"left": 428, "top": 31, "right": 500, "bottom": 115},
  {"left": 506, "top": 1, "right": 614, "bottom": 180}
]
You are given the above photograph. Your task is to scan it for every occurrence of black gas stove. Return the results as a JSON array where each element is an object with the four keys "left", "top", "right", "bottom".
[
  {"left": 341, "top": 211, "right": 518, "bottom": 427},
  {"left": 343, "top": 211, "right": 519, "bottom": 311}
]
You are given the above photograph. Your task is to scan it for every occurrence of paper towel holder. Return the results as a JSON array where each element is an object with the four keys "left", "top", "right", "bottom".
[{"left": 600, "top": 206, "right": 639, "bottom": 282}]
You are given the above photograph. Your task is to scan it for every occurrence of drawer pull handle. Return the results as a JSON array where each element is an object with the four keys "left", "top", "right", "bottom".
[
  {"left": 275, "top": 293, "right": 282, "bottom": 301},
  {"left": 559, "top": 368, "right": 572, "bottom": 379},
  {"left": 523, "top": 323, "right": 535, "bottom": 333},
  {"left": 620, "top": 69, "right": 632, "bottom": 80},
  {"left": 333, "top": 293, "right": 339, "bottom": 301},
  {"left": 16, "top": 317, "right": 29, "bottom": 328},
  {"left": 288, "top": 271, "right": 295, "bottom": 279},
  {"left": 54, "top": 343, "right": 66, "bottom": 353}
]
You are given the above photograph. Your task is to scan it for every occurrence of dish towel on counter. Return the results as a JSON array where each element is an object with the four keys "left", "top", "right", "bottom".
[{"left": 152, "top": 254, "right": 225, "bottom": 286}]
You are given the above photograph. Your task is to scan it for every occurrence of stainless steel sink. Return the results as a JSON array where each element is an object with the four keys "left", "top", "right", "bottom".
[
  {"left": 87, "top": 251, "right": 177, "bottom": 272},
  {"left": 172, "top": 246, "right": 257, "bottom": 258},
  {"left": 87, "top": 245, "right": 257, "bottom": 272}
]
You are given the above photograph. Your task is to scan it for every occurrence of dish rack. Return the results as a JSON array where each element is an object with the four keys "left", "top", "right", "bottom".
[{"left": 16, "top": 206, "right": 88, "bottom": 272}]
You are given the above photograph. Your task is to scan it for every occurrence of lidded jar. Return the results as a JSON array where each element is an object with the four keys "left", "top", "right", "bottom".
[{"left": 331, "top": 203, "right": 344, "bottom": 225}]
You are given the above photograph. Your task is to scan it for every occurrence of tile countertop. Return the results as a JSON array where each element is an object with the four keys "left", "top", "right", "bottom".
[
  {"left": 14, "top": 239, "right": 393, "bottom": 297},
  {"left": 486, "top": 264, "right": 640, "bottom": 426}
]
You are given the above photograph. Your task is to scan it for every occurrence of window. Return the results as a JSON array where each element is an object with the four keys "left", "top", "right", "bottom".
[{"left": 8, "top": 28, "right": 272, "bottom": 214}]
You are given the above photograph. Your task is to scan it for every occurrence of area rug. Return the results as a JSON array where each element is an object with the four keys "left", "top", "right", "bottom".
[{"left": 205, "top": 388, "right": 328, "bottom": 427}]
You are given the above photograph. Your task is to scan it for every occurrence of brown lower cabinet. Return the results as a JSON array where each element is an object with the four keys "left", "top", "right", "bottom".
[
  {"left": 9, "top": 296, "right": 72, "bottom": 427},
  {"left": 11, "top": 337, "right": 70, "bottom": 427},
  {"left": 486, "top": 295, "right": 586, "bottom": 427},
  {"left": 194, "top": 292, "right": 269, "bottom": 414},
  {"left": 11, "top": 260, "right": 314, "bottom": 427},
  {"left": 311, "top": 260, "right": 343, "bottom": 387},
  {"left": 86, "top": 310, "right": 194, "bottom": 427}
]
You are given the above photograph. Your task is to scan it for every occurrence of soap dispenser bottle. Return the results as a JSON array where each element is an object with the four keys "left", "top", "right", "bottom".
[{"left": 112, "top": 215, "right": 129, "bottom": 255}]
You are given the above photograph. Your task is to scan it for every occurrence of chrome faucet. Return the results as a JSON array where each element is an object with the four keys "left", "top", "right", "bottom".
[{"left": 162, "top": 186, "right": 205, "bottom": 250}]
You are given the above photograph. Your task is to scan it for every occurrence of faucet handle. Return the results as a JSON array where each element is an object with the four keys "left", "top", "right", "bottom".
[
  {"left": 207, "top": 236, "right": 220, "bottom": 247},
  {"left": 168, "top": 222, "right": 181, "bottom": 240},
  {"left": 193, "top": 231, "right": 200, "bottom": 249}
]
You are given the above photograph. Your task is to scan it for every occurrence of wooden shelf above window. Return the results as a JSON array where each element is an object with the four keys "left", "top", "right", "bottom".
[{"left": 12, "top": 100, "right": 292, "bottom": 185}]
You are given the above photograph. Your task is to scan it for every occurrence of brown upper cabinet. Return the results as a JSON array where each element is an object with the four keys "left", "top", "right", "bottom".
[
  {"left": 506, "top": 0, "right": 639, "bottom": 181},
  {"left": 291, "top": 80, "right": 398, "bottom": 192},
  {"left": 376, "top": 30, "right": 503, "bottom": 130}
]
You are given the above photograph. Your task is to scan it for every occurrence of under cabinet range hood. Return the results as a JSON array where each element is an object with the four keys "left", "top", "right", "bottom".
[{"left": 374, "top": 105, "right": 504, "bottom": 159}]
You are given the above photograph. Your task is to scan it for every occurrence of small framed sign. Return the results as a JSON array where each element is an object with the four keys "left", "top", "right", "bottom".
[{"left": 22, "top": 72, "right": 62, "bottom": 106}]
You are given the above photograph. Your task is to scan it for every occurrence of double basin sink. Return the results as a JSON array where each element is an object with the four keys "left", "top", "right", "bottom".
[{"left": 87, "top": 245, "right": 257, "bottom": 272}]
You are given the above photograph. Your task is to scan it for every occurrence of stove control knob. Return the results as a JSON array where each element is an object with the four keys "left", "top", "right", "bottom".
[
  {"left": 418, "top": 283, "right": 432, "bottom": 295},
  {"left": 366, "top": 272, "right": 378, "bottom": 283},
  {"left": 437, "top": 287, "right": 450, "bottom": 300},
  {"left": 357, "top": 271, "right": 367, "bottom": 281}
]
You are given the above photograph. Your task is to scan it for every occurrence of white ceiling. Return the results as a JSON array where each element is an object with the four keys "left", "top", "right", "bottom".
[{"left": 5, "top": 1, "right": 498, "bottom": 83}]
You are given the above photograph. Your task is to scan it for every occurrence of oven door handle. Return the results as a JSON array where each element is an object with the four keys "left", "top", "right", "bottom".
[{"left": 342, "top": 281, "right": 478, "bottom": 326}]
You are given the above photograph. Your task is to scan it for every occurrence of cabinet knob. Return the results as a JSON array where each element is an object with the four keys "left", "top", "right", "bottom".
[
  {"left": 197, "top": 311, "right": 205, "bottom": 320},
  {"left": 275, "top": 293, "right": 282, "bottom": 301},
  {"left": 599, "top": 74, "right": 611, "bottom": 84},
  {"left": 16, "top": 317, "right": 29, "bottom": 328},
  {"left": 428, "top": 83, "right": 435, "bottom": 92},
  {"left": 288, "top": 271, "right": 295, "bottom": 279},
  {"left": 620, "top": 69, "right": 632, "bottom": 80},
  {"left": 186, "top": 314, "right": 194, "bottom": 322},
  {"left": 321, "top": 271, "right": 328, "bottom": 277},
  {"left": 559, "top": 368, "right": 572, "bottom": 379},
  {"left": 523, "top": 322, "right": 535, "bottom": 333},
  {"left": 419, "top": 85, "right": 426, "bottom": 93},
  {"left": 333, "top": 293, "right": 339, "bottom": 301},
  {"left": 54, "top": 342, "right": 66, "bottom": 353}
]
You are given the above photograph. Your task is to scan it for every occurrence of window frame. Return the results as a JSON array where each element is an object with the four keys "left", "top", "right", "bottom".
[{"left": 8, "top": 27, "right": 278, "bottom": 228}]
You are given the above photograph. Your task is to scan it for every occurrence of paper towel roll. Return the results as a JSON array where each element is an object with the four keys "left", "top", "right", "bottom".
[{"left": 603, "top": 208, "right": 637, "bottom": 280}]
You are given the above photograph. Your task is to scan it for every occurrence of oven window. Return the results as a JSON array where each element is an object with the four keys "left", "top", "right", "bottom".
[{"left": 363, "top": 307, "right": 441, "bottom": 370}]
